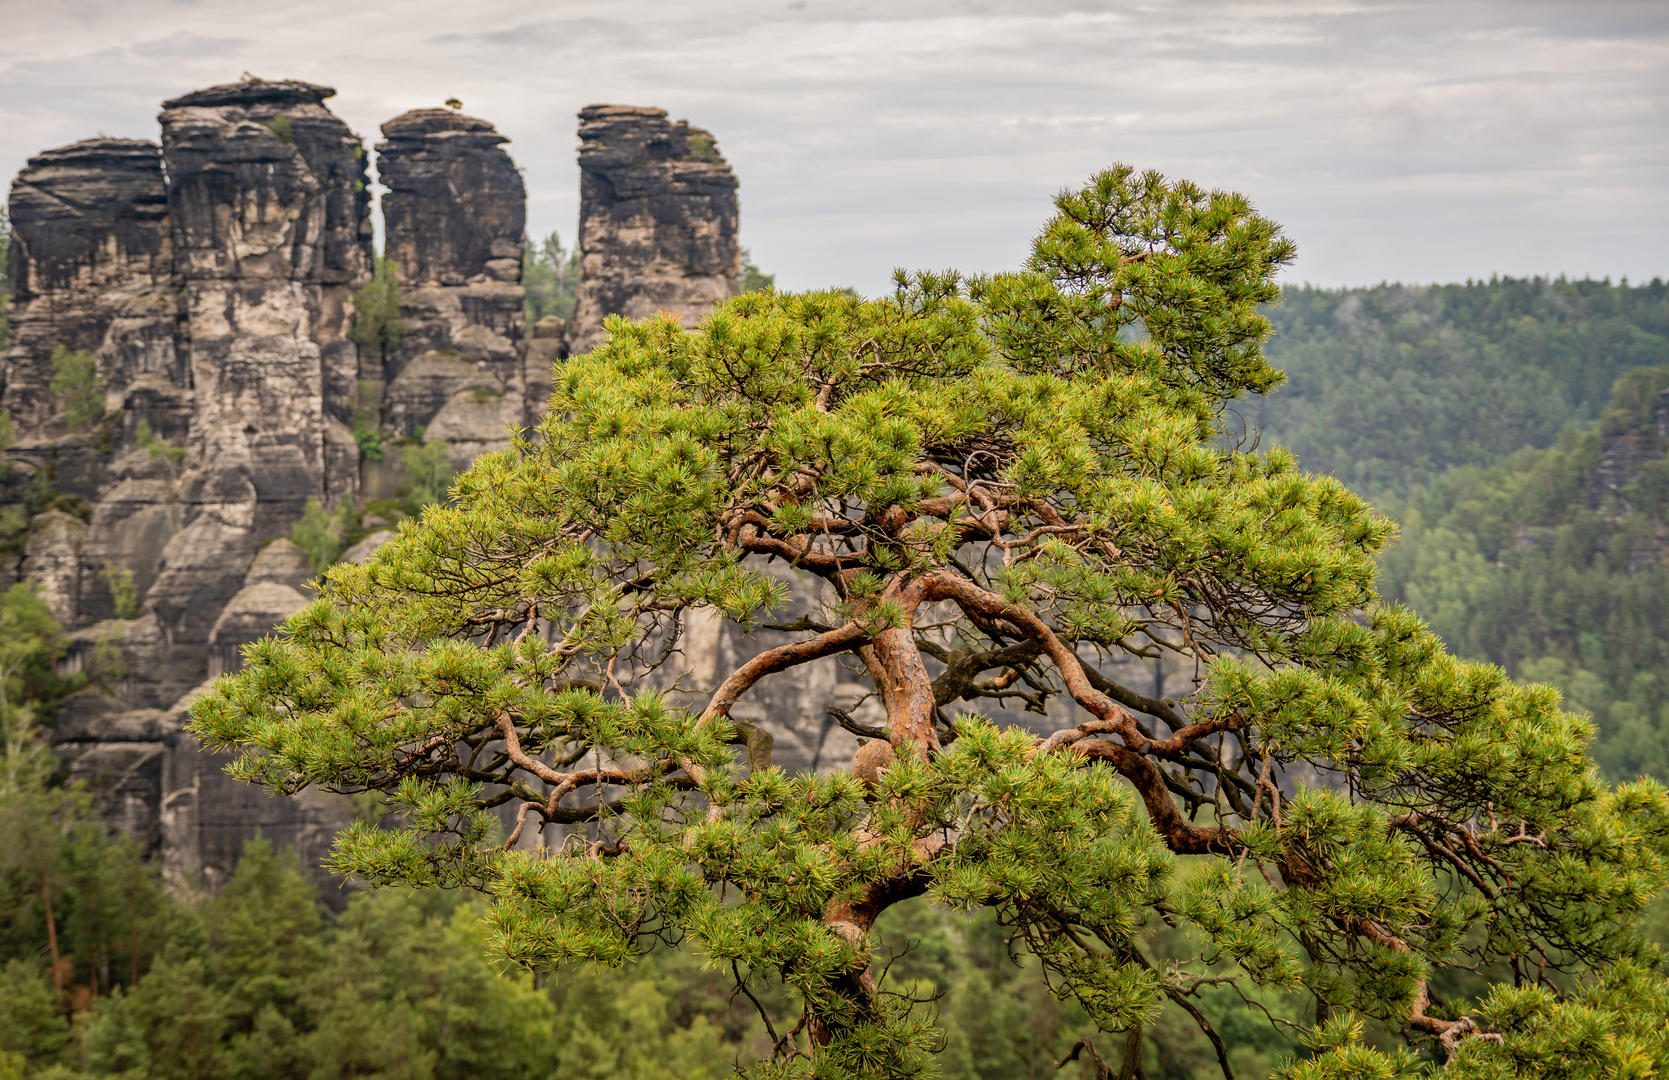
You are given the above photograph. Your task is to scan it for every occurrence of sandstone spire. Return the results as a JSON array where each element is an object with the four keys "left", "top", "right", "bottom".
[
  {"left": 1, "top": 138, "right": 175, "bottom": 442},
  {"left": 1, "top": 139, "right": 180, "bottom": 633},
  {"left": 565, "top": 105, "right": 741, "bottom": 354},
  {"left": 145, "top": 79, "right": 370, "bottom": 658},
  {"left": 374, "top": 108, "right": 527, "bottom": 463},
  {"left": 0, "top": 85, "right": 782, "bottom": 898}
]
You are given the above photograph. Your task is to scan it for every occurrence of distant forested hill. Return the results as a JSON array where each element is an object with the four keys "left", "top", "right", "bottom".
[
  {"left": 1253, "top": 276, "right": 1669, "bottom": 780},
  {"left": 1251, "top": 277, "right": 1669, "bottom": 497}
]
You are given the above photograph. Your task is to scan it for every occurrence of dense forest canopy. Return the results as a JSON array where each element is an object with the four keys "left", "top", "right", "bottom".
[{"left": 1251, "top": 277, "right": 1669, "bottom": 496}]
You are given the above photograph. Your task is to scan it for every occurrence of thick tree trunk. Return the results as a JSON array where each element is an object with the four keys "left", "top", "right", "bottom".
[{"left": 868, "top": 624, "right": 941, "bottom": 754}]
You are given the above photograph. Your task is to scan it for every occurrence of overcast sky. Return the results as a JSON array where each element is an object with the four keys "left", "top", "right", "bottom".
[{"left": 1, "top": 0, "right": 1663, "bottom": 294}]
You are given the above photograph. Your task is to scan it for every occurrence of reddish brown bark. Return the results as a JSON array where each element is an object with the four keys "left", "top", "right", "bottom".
[
  {"left": 699, "top": 621, "right": 870, "bottom": 723},
  {"left": 40, "top": 868, "right": 62, "bottom": 1003},
  {"left": 1070, "top": 741, "right": 1241, "bottom": 855},
  {"left": 868, "top": 625, "right": 941, "bottom": 755}
]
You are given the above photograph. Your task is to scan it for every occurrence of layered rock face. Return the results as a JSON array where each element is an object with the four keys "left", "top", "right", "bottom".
[
  {"left": 2, "top": 137, "right": 187, "bottom": 659},
  {"left": 1581, "top": 386, "right": 1669, "bottom": 573},
  {"left": 375, "top": 109, "right": 527, "bottom": 467},
  {"left": 566, "top": 105, "right": 741, "bottom": 354},
  {"left": 6, "top": 88, "right": 802, "bottom": 896},
  {"left": 2, "top": 81, "right": 380, "bottom": 897},
  {"left": 158, "top": 80, "right": 369, "bottom": 567},
  {"left": 1590, "top": 387, "right": 1669, "bottom": 515},
  {"left": 1, "top": 139, "right": 176, "bottom": 442}
]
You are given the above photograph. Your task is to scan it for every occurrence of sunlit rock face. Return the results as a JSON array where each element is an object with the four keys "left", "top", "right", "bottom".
[
  {"left": 565, "top": 104, "right": 741, "bottom": 355},
  {"left": 375, "top": 108, "right": 528, "bottom": 464}
]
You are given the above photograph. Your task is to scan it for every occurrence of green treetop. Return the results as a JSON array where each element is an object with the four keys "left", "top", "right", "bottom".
[{"left": 190, "top": 167, "right": 1669, "bottom": 1079}]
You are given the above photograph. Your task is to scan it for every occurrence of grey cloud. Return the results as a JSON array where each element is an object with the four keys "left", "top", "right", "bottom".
[
  {"left": 128, "top": 30, "right": 249, "bottom": 57},
  {"left": 427, "top": 18, "right": 644, "bottom": 48}
]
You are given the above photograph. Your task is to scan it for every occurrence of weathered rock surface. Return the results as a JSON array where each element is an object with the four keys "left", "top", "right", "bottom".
[
  {"left": 524, "top": 315, "right": 565, "bottom": 419},
  {"left": 243, "top": 537, "right": 314, "bottom": 590},
  {"left": 339, "top": 529, "right": 396, "bottom": 565},
  {"left": 376, "top": 109, "right": 527, "bottom": 457},
  {"left": 566, "top": 105, "right": 741, "bottom": 354},
  {"left": 5, "top": 86, "right": 803, "bottom": 900},
  {"left": 1, "top": 138, "right": 176, "bottom": 440},
  {"left": 82, "top": 466, "right": 183, "bottom": 623},
  {"left": 157, "top": 682, "right": 353, "bottom": 900},
  {"left": 159, "top": 79, "right": 368, "bottom": 540},
  {"left": 1591, "top": 387, "right": 1669, "bottom": 515},
  {"left": 378, "top": 109, "right": 524, "bottom": 288},
  {"left": 207, "top": 580, "right": 311, "bottom": 678},
  {"left": 20, "top": 510, "right": 87, "bottom": 626},
  {"left": 51, "top": 689, "right": 171, "bottom": 849},
  {"left": 60, "top": 612, "right": 183, "bottom": 712},
  {"left": 0, "top": 80, "right": 374, "bottom": 898}
]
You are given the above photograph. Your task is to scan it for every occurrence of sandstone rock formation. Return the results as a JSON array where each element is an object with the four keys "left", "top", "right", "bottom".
[
  {"left": 523, "top": 315, "right": 566, "bottom": 413},
  {"left": 566, "top": 105, "right": 741, "bottom": 354},
  {"left": 0, "top": 138, "right": 175, "bottom": 441},
  {"left": 159, "top": 79, "right": 370, "bottom": 543},
  {"left": 376, "top": 109, "right": 528, "bottom": 465},
  {"left": 4, "top": 86, "right": 779, "bottom": 897},
  {"left": 2, "top": 80, "right": 378, "bottom": 896},
  {"left": 1584, "top": 385, "right": 1669, "bottom": 573}
]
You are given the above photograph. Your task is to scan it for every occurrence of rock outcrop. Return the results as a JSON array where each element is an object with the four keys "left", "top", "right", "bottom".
[
  {"left": 1590, "top": 386, "right": 1669, "bottom": 517},
  {"left": 566, "top": 105, "right": 741, "bottom": 354},
  {"left": 0, "top": 138, "right": 175, "bottom": 441},
  {"left": 1, "top": 80, "right": 377, "bottom": 897},
  {"left": 376, "top": 109, "right": 527, "bottom": 466},
  {"left": 159, "top": 79, "right": 370, "bottom": 546},
  {"left": 3, "top": 87, "right": 783, "bottom": 898}
]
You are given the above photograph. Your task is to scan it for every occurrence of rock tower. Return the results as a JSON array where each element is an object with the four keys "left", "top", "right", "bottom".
[
  {"left": 375, "top": 109, "right": 527, "bottom": 467},
  {"left": 565, "top": 105, "right": 741, "bottom": 354},
  {"left": 3, "top": 85, "right": 793, "bottom": 893},
  {"left": 0, "top": 139, "right": 175, "bottom": 442}
]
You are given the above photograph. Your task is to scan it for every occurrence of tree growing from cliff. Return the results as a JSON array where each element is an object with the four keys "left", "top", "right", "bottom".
[
  {"left": 192, "top": 167, "right": 1669, "bottom": 1079},
  {"left": 739, "top": 248, "right": 776, "bottom": 294},
  {"left": 400, "top": 439, "right": 455, "bottom": 508},
  {"left": 290, "top": 498, "right": 364, "bottom": 575},
  {"left": 48, "top": 347, "right": 103, "bottom": 434},
  {"left": 348, "top": 257, "right": 407, "bottom": 361}
]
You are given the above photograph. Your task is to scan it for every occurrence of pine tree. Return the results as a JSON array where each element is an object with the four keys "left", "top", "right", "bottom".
[{"left": 191, "top": 167, "right": 1669, "bottom": 1078}]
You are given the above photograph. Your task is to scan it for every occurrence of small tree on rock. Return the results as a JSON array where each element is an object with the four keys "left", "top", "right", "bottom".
[
  {"left": 191, "top": 167, "right": 1669, "bottom": 1079},
  {"left": 49, "top": 346, "right": 104, "bottom": 434}
]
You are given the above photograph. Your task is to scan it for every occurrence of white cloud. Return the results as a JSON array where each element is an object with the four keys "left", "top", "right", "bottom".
[{"left": 0, "top": 0, "right": 1663, "bottom": 293}]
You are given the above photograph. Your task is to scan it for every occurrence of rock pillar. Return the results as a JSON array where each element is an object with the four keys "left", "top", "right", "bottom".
[
  {"left": 1, "top": 139, "right": 186, "bottom": 626},
  {"left": 375, "top": 109, "right": 526, "bottom": 465},
  {"left": 149, "top": 79, "right": 369, "bottom": 652},
  {"left": 566, "top": 105, "right": 740, "bottom": 354},
  {"left": 1, "top": 138, "right": 178, "bottom": 474}
]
